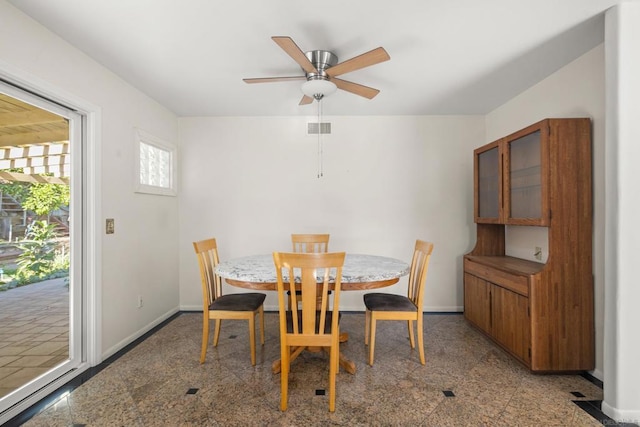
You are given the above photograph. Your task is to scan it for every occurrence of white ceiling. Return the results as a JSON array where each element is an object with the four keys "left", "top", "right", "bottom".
[{"left": 8, "top": 0, "right": 628, "bottom": 117}]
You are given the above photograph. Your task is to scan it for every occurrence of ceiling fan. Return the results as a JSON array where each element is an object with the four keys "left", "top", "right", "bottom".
[{"left": 243, "top": 36, "right": 390, "bottom": 105}]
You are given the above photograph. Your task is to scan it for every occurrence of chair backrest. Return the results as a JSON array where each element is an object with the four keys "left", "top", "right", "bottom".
[
  {"left": 407, "top": 240, "right": 434, "bottom": 309},
  {"left": 291, "top": 234, "right": 330, "bottom": 253},
  {"left": 193, "top": 238, "right": 222, "bottom": 311},
  {"left": 273, "top": 252, "right": 345, "bottom": 338}
]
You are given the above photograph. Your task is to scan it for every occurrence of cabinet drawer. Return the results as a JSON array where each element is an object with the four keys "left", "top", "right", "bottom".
[{"left": 464, "top": 259, "right": 529, "bottom": 296}]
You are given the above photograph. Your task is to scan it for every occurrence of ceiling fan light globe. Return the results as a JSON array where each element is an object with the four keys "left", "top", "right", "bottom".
[{"left": 301, "top": 79, "right": 337, "bottom": 99}]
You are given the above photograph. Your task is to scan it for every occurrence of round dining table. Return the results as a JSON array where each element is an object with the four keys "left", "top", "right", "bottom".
[
  {"left": 215, "top": 253, "right": 410, "bottom": 290},
  {"left": 215, "top": 253, "right": 410, "bottom": 374}
]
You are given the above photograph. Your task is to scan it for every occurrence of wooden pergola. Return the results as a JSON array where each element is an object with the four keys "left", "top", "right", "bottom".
[{"left": 0, "top": 93, "right": 69, "bottom": 185}]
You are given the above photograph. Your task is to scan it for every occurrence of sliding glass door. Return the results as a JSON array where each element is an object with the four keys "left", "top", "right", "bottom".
[{"left": 0, "top": 82, "right": 83, "bottom": 416}]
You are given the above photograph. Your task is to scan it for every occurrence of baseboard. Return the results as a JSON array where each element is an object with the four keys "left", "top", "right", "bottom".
[
  {"left": 179, "top": 306, "right": 464, "bottom": 314},
  {"left": 588, "top": 368, "right": 604, "bottom": 382},
  {"left": 423, "top": 306, "right": 464, "bottom": 312},
  {"left": 601, "top": 400, "right": 640, "bottom": 425},
  {"left": 101, "top": 306, "right": 180, "bottom": 361}
]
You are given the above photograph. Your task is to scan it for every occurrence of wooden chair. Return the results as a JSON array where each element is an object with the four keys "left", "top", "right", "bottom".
[
  {"left": 291, "top": 233, "right": 330, "bottom": 253},
  {"left": 363, "top": 239, "right": 434, "bottom": 366},
  {"left": 288, "top": 233, "right": 330, "bottom": 310},
  {"left": 273, "top": 251, "right": 346, "bottom": 412},
  {"left": 193, "top": 238, "right": 266, "bottom": 366}
]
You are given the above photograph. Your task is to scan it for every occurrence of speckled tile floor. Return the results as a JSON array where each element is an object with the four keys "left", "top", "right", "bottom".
[{"left": 15, "top": 312, "right": 607, "bottom": 426}]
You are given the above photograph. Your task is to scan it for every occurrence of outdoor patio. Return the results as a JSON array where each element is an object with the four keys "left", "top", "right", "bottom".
[{"left": 0, "top": 278, "right": 69, "bottom": 399}]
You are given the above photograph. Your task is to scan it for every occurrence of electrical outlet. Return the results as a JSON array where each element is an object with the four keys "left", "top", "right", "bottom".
[
  {"left": 137, "top": 295, "right": 143, "bottom": 308},
  {"left": 106, "top": 218, "right": 115, "bottom": 234},
  {"left": 534, "top": 246, "right": 542, "bottom": 261}
]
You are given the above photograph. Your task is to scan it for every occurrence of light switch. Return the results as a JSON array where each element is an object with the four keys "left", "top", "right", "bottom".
[{"left": 106, "top": 218, "right": 115, "bottom": 234}]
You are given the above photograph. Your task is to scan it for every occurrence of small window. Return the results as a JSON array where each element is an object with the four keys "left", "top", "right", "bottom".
[{"left": 134, "top": 128, "right": 177, "bottom": 196}]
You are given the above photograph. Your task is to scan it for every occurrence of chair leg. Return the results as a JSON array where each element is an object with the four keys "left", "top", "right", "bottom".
[
  {"left": 417, "top": 315, "right": 425, "bottom": 365},
  {"left": 328, "top": 340, "right": 338, "bottom": 412},
  {"left": 249, "top": 313, "right": 257, "bottom": 366},
  {"left": 213, "top": 319, "right": 221, "bottom": 347},
  {"left": 364, "top": 309, "right": 370, "bottom": 345},
  {"left": 407, "top": 319, "right": 415, "bottom": 349},
  {"left": 258, "top": 306, "right": 265, "bottom": 345},
  {"left": 336, "top": 326, "right": 341, "bottom": 376},
  {"left": 368, "top": 316, "right": 377, "bottom": 366},
  {"left": 200, "top": 315, "right": 209, "bottom": 364},
  {"left": 280, "top": 344, "right": 289, "bottom": 411}
]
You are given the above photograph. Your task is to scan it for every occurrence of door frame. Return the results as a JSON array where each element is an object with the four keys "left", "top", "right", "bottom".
[{"left": 0, "top": 64, "right": 101, "bottom": 424}]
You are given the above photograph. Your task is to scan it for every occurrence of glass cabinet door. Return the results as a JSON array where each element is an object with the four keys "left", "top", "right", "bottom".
[
  {"left": 474, "top": 142, "right": 501, "bottom": 223},
  {"left": 505, "top": 127, "right": 548, "bottom": 225}
]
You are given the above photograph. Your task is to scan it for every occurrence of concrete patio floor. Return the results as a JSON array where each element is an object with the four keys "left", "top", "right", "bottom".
[{"left": 0, "top": 278, "right": 69, "bottom": 399}]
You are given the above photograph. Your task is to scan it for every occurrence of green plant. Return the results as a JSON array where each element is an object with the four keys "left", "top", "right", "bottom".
[
  {"left": 15, "top": 220, "right": 62, "bottom": 282},
  {"left": 0, "top": 175, "right": 70, "bottom": 217},
  {"left": 0, "top": 168, "right": 30, "bottom": 203},
  {"left": 22, "top": 183, "right": 70, "bottom": 216}
]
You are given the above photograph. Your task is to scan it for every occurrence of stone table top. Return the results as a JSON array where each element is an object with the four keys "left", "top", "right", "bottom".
[{"left": 215, "top": 253, "right": 410, "bottom": 285}]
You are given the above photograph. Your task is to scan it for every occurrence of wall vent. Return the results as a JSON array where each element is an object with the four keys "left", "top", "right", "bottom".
[{"left": 307, "top": 122, "right": 331, "bottom": 135}]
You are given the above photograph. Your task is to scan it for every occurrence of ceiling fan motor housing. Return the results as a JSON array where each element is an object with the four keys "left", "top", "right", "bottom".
[{"left": 304, "top": 50, "right": 338, "bottom": 80}]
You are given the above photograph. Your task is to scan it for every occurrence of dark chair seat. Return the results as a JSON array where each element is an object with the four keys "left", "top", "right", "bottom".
[
  {"left": 364, "top": 293, "right": 417, "bottom": 312},
  {"left": 210, "top": 293, "right": 266, "bottom": 311}
]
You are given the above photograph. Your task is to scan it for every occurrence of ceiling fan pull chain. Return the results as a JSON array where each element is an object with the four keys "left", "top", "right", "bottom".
[
  {"left": 317, "top": 129, "right": 321, "bottom": 179},
  {"left": 319, "top": 98, "right": 324, "bottom": 177},
  {"left": 317, "top": 98, "right": 322, "bottom": 178},
  {"left": 320, "top": 136, "right": 324, "bottom": 177}
]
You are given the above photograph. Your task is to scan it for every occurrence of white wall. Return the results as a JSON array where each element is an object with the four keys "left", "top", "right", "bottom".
[
  {"left": 0, "top": 2, "right": 181, "bottom": 359},
  {"left": 485, "top": 45, "right": 605, "bottom": 379},
  {"left": 178, "top": 115, "right": 484, "bottom": 312}
]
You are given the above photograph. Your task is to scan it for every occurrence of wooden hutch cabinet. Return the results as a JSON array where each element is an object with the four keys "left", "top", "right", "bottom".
[{"left": 464, "top": 118, "right": 594, "bottom": 372}]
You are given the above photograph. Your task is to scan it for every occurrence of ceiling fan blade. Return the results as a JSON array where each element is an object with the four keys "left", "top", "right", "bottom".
[
  {"left": 325, "top": 47, "right": 390, "bottom": 77},
  {"left": 299, "top": 95, "right": 314, "bottom": 105},
  {"left": 243, "top": 76, "right": 306, "bottom": 84},
  {"left": 332, "top": 78, "right": 380, "bottom": 99},
  {"left": 272, "top": 36, "right": 318, "bottom": 74}
]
